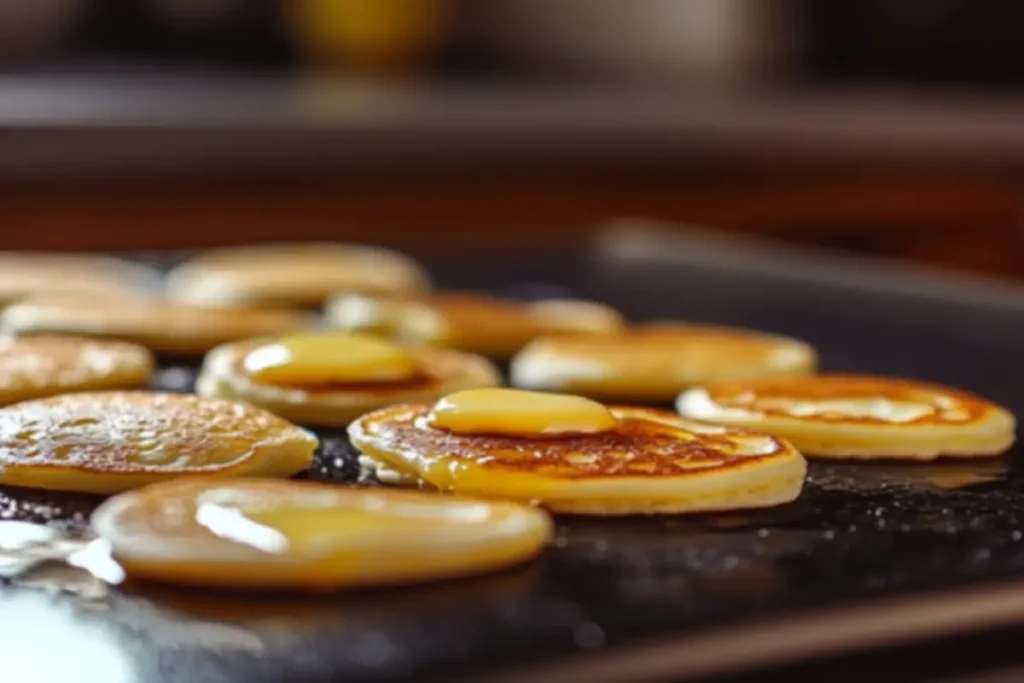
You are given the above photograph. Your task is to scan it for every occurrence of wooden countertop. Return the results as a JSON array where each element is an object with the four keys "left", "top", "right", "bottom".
[
  {"left": 3, "top": 172, "right": 1022, "bottom": 277},
  {"left": 1, "top": 76, "right": 1021, "bottom": 276}
]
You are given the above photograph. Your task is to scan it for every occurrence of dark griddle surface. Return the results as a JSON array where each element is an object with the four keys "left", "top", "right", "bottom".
[{"left": 1, "top": 231, "right": 1023, "bottom": 683}]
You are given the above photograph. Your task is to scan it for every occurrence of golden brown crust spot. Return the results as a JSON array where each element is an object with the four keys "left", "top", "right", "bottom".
[
  {"left": 407, "top": 293, "right": 541, "bottom": 343},
  {"left": 1, "top": 294, "right": 310, "bottom": 355},
  {"left": 0, "top": 391, "right": 310, "bottom": 474},
  {"left": 167, "top": 242, "right": 430, "bottom": 306},
  {"left": 327, "top": 291, "right": 619, "bottom": 355},
  {"left": 539, "top": 325, "right": 800, "bottom": 358},
  {"left": 357, "top": 405, "right": 788, "bottom": 479},
  {"left": 0, "top": 335, "right": 153, "bottom": 404},
  {"left": 0, "top": 254, "right": 159, "bottom": 304}
]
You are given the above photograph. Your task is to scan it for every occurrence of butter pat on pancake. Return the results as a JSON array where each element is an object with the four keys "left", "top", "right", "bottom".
[
  {"left": 428, "top": 388, "right": 617, "bottom": 437},
  {"left": 511, "top": 325, "right": 817, "bottom": 403},
  {"left": 0, "top": 335, "right": 153, "bottom": 405},
  {"left": 91, "top": 478, "right": 552, "bottom": 591},
  {"left": 0, "top": 392, "right": 317, "bottom": 494},
  {"left": 676, "top": 374, "right": 1016, "bottom": 460},
  {"left": 167, "top": 242, "right": 430, "bottom": 308},
  {"left": 242, "top": 333, "right": 421, "bottom": 386},
  {"left": 327, "top": 291, "right": 624, "bottom": 359},
  {"left": 1, "top": 293, "right": 312, "bottom": 357},
  {"left": 0, "top": 252, "right": 160, "bottom": 305},
  {"left": 349, "top": 399, "right": 806, "bottom": 515},
  {"left": 196, "top": 334, "right": 501, "bottom": 427}
]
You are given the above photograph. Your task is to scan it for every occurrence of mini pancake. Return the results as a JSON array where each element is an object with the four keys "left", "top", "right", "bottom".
[
  {"left": 349, "top": 390, "right": 806, "bottom": 515},
  {"left": 166, "top": 242, "right": 430, "bottom": 309},
  {"left": 0, "top": 252, "right": 160, "bottom": 306},
  {"left": 1, "top": 293, "right": 312, "bottom": 357},
  {"left": 195, "top": 333, "right": 501, "bottom": 427},
  {"left": 0, "top": 335, "right": 153, "bottom": 405},
  {"left": 676, "top": 374, "right": 1016, "bottom": 460},
  {"left": 0, "top": 391, "right": 317, "bottom": 494},
  {"left": 91, "top": 478, "right": 552, "bottom": 591},
  {"left": 510, "top": 324, "right": 817, "bottom": 403},
  {"left": 327, "top": 291, "right": 624, "bottom": 359}
]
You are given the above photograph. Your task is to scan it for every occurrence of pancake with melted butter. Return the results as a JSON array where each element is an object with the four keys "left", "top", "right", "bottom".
[
  {"left": 1, "top": 293, "right": 312, "bottom": 357},
  {"left": 0, "top": 335, "right": 153, "bottom": 405},
  {"left": 0, "top": 252, "right": 160, "bottom": 305},
  {"left": 91, "top": 478, "right": 552, "bottom": 591},
  {"left": 167, "top": 242, "right": 430, "bottom": 309},
  {"left": 510, "top": 324, "right": 817, "bottom": 403},
  {"left": 676, "top": 374, "right": 1016, "bottom": 459},
  {"left": 327, "top": 291, "right": 624, "bottom": 359},
  {"left": 349, "top": 405, "right": 806, "bottom": 515},
  {"left": 196, "top": 336, "right": 501, "bottom": 427},
  {"left": 0, "top": 392, "right": 317, "bottom": 494}
]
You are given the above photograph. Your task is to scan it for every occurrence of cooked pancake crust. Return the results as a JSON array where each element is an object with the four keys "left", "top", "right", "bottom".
[
  {"left": 0, "top": 391, "right": 317, "bottom": 493},
  {"left": 167, "top": 242, "right": 430, "bottom": 308},
  {"left": 676, "top": 374, "right": 1016, "bottom": 460},
  {"left": 0, "top": 253, "right": 160, "bottom": 305},
  {"left": 510, "top": 325, "right": 817, "bottom": 402},
  {"left": 196, "top": 338, "right": 502, "bottom": 427},
  {"left": 0, "top": 335, "right": 154, "bottom": 405},
  {"left": 328, "top": 291, "right": 624, "bottom": 359},
  {"left": 91, "top": 478, "right": 553, "bottom": 591},
  {"left": 349, "top": 405, "right": 806, "bottom": 515},
  {"left": 1, "top": 294, "right": 312, "bottom": 356}
]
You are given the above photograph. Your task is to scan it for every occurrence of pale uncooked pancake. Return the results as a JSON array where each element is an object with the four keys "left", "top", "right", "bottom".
[
  {"left": 676, "top": 374, "right": 1016, "bottom": 460},
  {"left": 349, "top": 403, "right": 806, "bottom": 515},
  {"left": 91, "top": 478, "right": 552, "bottom": 591},
  {"left": 0, "top": 253, "right": 160, "bottom": 305},
  {"left": 327, "top": 291, "right": 624, "bottom": 359},
  {"left": 1, "top": 293, "right": 312, "bottom": 356},
  {"left": 0, "top": 392, "right": 317, "bottom": 493},
  {"left": 510, "top": 324, "right": 817, "bottom": 402},
  {"left": 195, "top": 337, "right": 501, "bottom": 427},
  {"left": 0, "top": 335, "right": 153, "bottom": 405},
  {"left": 166, "top": 242, "right": 430, "bottom": 308}
]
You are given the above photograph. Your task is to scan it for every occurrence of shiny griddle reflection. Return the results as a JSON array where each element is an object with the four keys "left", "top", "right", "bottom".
[{"left": 2, "top": 441, "right": 1024, "bottom": 683}]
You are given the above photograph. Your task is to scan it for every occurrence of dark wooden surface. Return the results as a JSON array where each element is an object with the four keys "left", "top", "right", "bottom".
[{"left": 2, "top": 172, "right": 1022, "bottom": 276}]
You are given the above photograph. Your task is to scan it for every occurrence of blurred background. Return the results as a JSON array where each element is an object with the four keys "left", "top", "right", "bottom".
[{"left": 1, "top": 0, "right": 1023, "bottom": 277}]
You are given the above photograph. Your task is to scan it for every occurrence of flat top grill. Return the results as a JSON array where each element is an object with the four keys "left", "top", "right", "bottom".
[{"left": 2, "top": 226, "right": 1023, "bottom": 683}]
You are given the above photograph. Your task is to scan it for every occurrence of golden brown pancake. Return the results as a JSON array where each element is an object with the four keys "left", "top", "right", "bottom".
[
  {"left": 91, "top": 478, "right": 551, "bottom": 591},
  {"left": 166, "top": 242, "right": 430, "bottom": 308},
  {"left": 0, "top": 335, "right": 153, "bottom": 405},
  {"left": 0, "top": 252, "right": 160, "bottom": 306},
  {"left": 0, "top": 391, "right": 317, "bottom": 494},
  {"left": 349, "top": 403, "right": 806, "bottom": 515},
  {"left": 510, "top": 324, "right": 817, "bottom": 403},
  {"left": 196, "top": 336, "right": 502, "bottom": 427},
  {"left": 327, "top": 291, "right": 625, "bottom": 359},
  {"left": 676, "top": 374, "right": 1016, "bottom": 460},
  {"left": 0, "top": 293, "right": 312, "bottom": 357}
]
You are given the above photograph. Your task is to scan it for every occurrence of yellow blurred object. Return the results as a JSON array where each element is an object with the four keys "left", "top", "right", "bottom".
[{"left": 290, "top": 0, "right": 450, "bottom": 73}]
